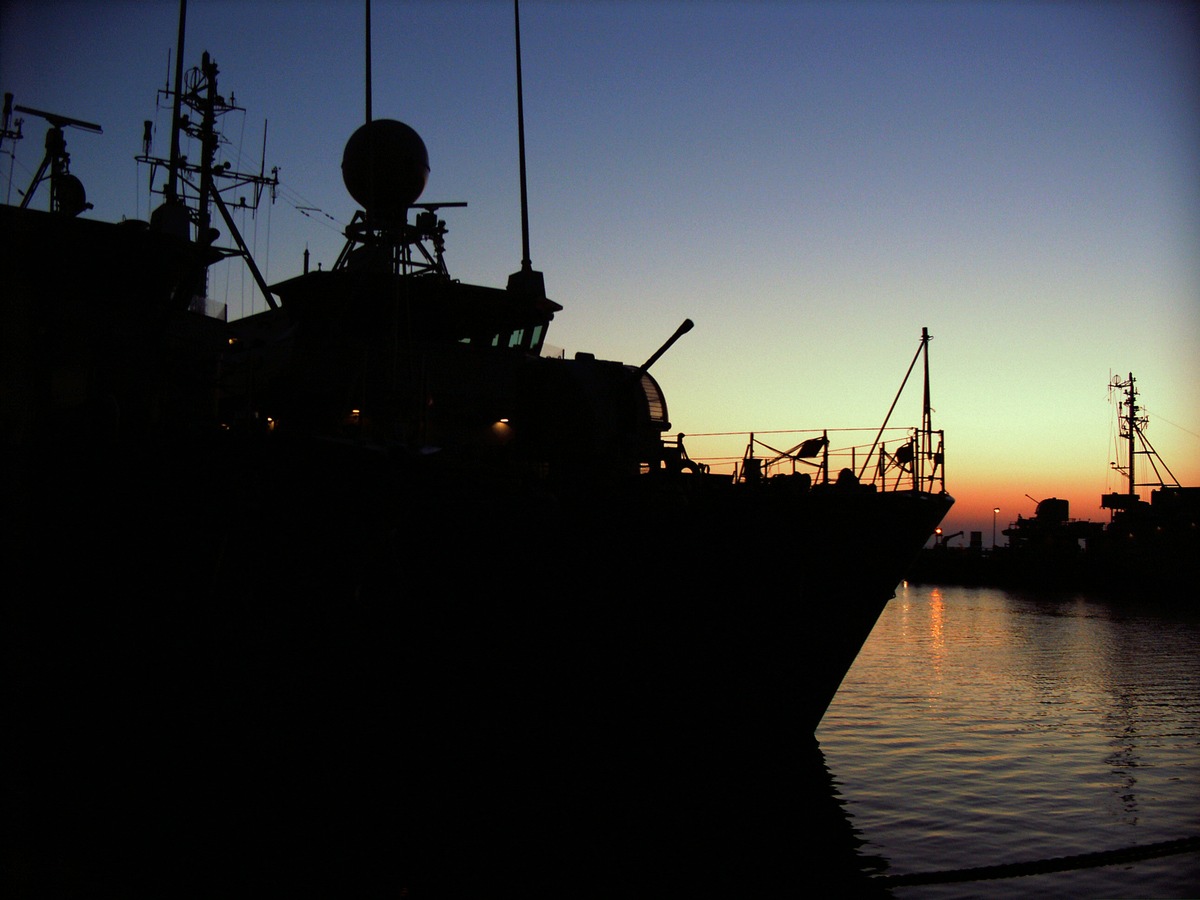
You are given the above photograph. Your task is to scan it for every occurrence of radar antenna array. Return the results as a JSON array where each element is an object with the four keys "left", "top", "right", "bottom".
[
  {"left": 138, "top": 42, "right": 279, "bottom": 310},
  {"left": 6, "top": 98, "right": 101, "bottom": 216},
  {"left": 1109, "top": 373, "right": 1180, "bottom": 493}
]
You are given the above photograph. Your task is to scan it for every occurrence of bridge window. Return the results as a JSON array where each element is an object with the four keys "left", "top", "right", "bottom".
[{"left": 460, "top": 324, "right": 546, "bottom": 351}]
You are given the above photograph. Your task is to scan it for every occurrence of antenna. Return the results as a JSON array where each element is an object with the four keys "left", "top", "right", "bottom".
[
  {"left": 859, "top": 327, "right": 931, "bottom": 482},
  {"left": 10, "top": 105, "right": 100, "bottom": 134},
  {"left": 365, "top": 0, "right": 372, "bottom": 123},
  {"left": 13, "top": 104, "right": 101, "bottom": 213},
  {"left": 255, "top": 119, "right": 269, "bottom": 208},
  {"left": 506, "top": 0, "right": 546, "bottom": 299},
  {"left": 514, "top": 0, "right": 531, "bottom": 273},
  {"left": 167, "top": 0, "right": 187, "bottom": 204},
  {"left": 2, "top": 93, "right": 23, "bottom": 205}
]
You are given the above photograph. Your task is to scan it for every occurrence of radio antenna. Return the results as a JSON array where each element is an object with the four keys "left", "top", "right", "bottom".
[
  {"left": 506, "top": 0, "right": 545, "bottom": 298},
  {"left": 167, "top": 0, "right": 187, "bottom": 203},
  {"left": 514, "top": 0, "right": 531, "bottom": 273},
  {"left": 365, "top": 0, "right": 372, "bottom": 123}
]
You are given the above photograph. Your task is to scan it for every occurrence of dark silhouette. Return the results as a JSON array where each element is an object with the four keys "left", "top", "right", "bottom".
[{"left": 4, "top": 3, "right": 949, "bottom": 892}]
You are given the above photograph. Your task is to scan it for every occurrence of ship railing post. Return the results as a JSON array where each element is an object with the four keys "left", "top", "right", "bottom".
[{"left": 822, "top": 430, "right": 829, "bottom": 485}]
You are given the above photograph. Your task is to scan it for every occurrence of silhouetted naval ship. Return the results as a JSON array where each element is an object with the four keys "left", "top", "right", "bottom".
[
  {"left": 911, "top": 372, "right": 1197, "bottom": 596},
  {"left": 5, "top": 6, "right": 951, "bottom": 893}
]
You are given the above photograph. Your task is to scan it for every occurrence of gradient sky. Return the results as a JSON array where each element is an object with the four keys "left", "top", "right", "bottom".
[{"left": 3, "top": 0, "right": 1198, "bottom": 544}]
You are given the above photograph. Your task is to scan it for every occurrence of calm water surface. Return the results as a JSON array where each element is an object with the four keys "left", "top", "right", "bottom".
[{"left": 817, "top": 584, "right": 1200, "bottom": 899}]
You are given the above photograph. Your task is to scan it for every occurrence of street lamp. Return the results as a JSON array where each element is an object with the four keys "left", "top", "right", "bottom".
[{"left": 993, "top": 507, "right": 1000, "bottom": 549}]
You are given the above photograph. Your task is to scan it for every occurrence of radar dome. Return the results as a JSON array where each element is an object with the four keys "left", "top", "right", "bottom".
[
  {"left": 341, "top": 119, "right": 429, "bottom": 218},
  {"left": 57, "top": 174, "right": 90, "bottom": 217}
]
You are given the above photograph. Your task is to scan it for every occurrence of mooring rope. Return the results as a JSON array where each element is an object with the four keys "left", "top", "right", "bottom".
[{"left": 871, "top": 835, "right": 1200, "bottom": 887}]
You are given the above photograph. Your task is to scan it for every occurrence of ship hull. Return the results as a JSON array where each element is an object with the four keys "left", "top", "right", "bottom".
[
  {"left": 231, "top": 445, "right": 951, "bottom": 888},
  {"left": 11, "top": 432, "right": 950, "bottom": 890}
]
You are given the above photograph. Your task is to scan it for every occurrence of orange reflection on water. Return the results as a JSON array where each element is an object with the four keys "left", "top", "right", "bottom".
[
  {"left": 927, "top": 587, "right": 946, "bottom": 685},
  {"left": 929, "top": 587, "right": 945, "bottom": 650}
]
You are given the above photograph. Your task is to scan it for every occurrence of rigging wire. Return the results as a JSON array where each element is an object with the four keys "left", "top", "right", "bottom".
[
  {"left": 1150, "top": 412, "right": 1200, "bottom": 441},
  {"left": 1106, "top": 377, "right": 1120, "bottom": 495},
  {"left": 0, "top": 114, "right": 21, "bottom": 205},
  {"left": 240, "top": 204, "right": 248, "bottom": 318},
  {"left": 683, "top": 427, "right": 912, "bottom": 439},
  {"left": 221, "top": 233, "right": 233, "bottom": 315},
  {"left": 252, "top": 189, "right": 262, "bottom": 315},
  {"left": 276, "top": 183, "right": 347, "bottom": 231},
  {"left": 262, "top": 186, "right": 272, "bottom": 306},
  {"left": 234, "top": 106, "right": 247, "bottom": 194},
  {"left": 1, "top": 147, "right": 35, "bottom": 204}
]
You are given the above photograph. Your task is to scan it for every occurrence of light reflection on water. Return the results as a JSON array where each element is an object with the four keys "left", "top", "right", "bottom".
[{"left": 817, "top": 584, "right": 1200, "bottom": 899}]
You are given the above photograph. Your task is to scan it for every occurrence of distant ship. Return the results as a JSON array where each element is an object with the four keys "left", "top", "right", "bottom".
[
  {"left": 5, "top": 2, "right": 952, "bottom": 889},
  {"left": 913, "top": 372, "right": 1197, "bottom": 596}
]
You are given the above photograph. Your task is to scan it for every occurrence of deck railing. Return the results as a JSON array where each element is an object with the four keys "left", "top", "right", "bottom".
[{"left": 675, "top": 426, "right": 946, "bottom": 495}]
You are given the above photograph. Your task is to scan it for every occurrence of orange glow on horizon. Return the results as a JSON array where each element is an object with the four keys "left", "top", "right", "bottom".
[{"left": 940, "top": 478, "right": 1112, "bottom": 549}]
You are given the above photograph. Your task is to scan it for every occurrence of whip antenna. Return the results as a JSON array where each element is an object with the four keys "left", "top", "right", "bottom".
[
  {"left": 365, "top": 0, "right": 372, "bottom": 123},
  {"left": 506, "top": 0, "right": 546, "bottom": 298},
  {"left": 515, "top": 0, "right": 531, "bottom": 272},
  {"left": 167, "top": 0, "right": 187, "bottom": 203}
]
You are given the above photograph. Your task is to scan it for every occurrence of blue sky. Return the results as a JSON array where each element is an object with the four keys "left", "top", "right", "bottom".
[{"left": 3, "top": 0, "right": 1198, "bottom": 541}]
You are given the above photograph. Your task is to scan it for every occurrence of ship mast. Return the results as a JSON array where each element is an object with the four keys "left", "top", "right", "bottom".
[
  {"left": 515, "top": 0, "right": 531, "bottom": 276},
  {"left": 166, "top": 0, "right": 187, "bottom": 206},
  {"left": 365, "top": 0, "right": 372, "bottom": 124},
  {"left": 140, "top": 1, "right": 280, "bottom": 312},
  {"left": 859, "top": 326, "right": 944, "bottom": 495},
  {"left": 1124, "top": 372, "right": 1138, "bottom": 497},
  {"left": 921, "top": 325, "right": 933, "bottom": 492},
  {"left": 1109, "top": 372, "right": 1181, "bottom": 497},
  {"left": 1111, "top": 372, "right": 1144, "bottom": 497}
]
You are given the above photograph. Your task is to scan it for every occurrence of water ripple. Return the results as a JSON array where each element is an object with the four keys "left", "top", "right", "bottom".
[{"left": 818, "top": 584, "right": 1200, "bottom": 897}]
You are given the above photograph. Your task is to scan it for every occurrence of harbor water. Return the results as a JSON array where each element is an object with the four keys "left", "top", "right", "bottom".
[{"left": 816, "top": 583, "right": 1200, "bottom": 898}]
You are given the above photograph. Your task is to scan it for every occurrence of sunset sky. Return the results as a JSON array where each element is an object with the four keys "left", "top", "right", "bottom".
[{"left": 3, "top": 0, "right": 1198, "bottom": 545}]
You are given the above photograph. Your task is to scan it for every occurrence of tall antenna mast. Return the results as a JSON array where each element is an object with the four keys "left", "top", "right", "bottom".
[
  {"left": 365, "top": 0, "right": 372, "bottom": 123},
  {"left": 506, "top": 0, "right": 546, "bottom": 299},
  {"left": 1103, "top": 372, "right": 1180, "bottom": 518},
  {"left": 921, "top": 325, "right": 932, "bottom": 491},
  {"left": 858, "top": 327, "right": 930, "bottom": 483},
  {"left": 514, "top": 0, "right": 531, "bottom": 273},
  {"left": 1125, "top": 372, "right": 1137, "bottom": 496},
  {"left": 167, "top": 0, "right": 187, "bottom": 204}
]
